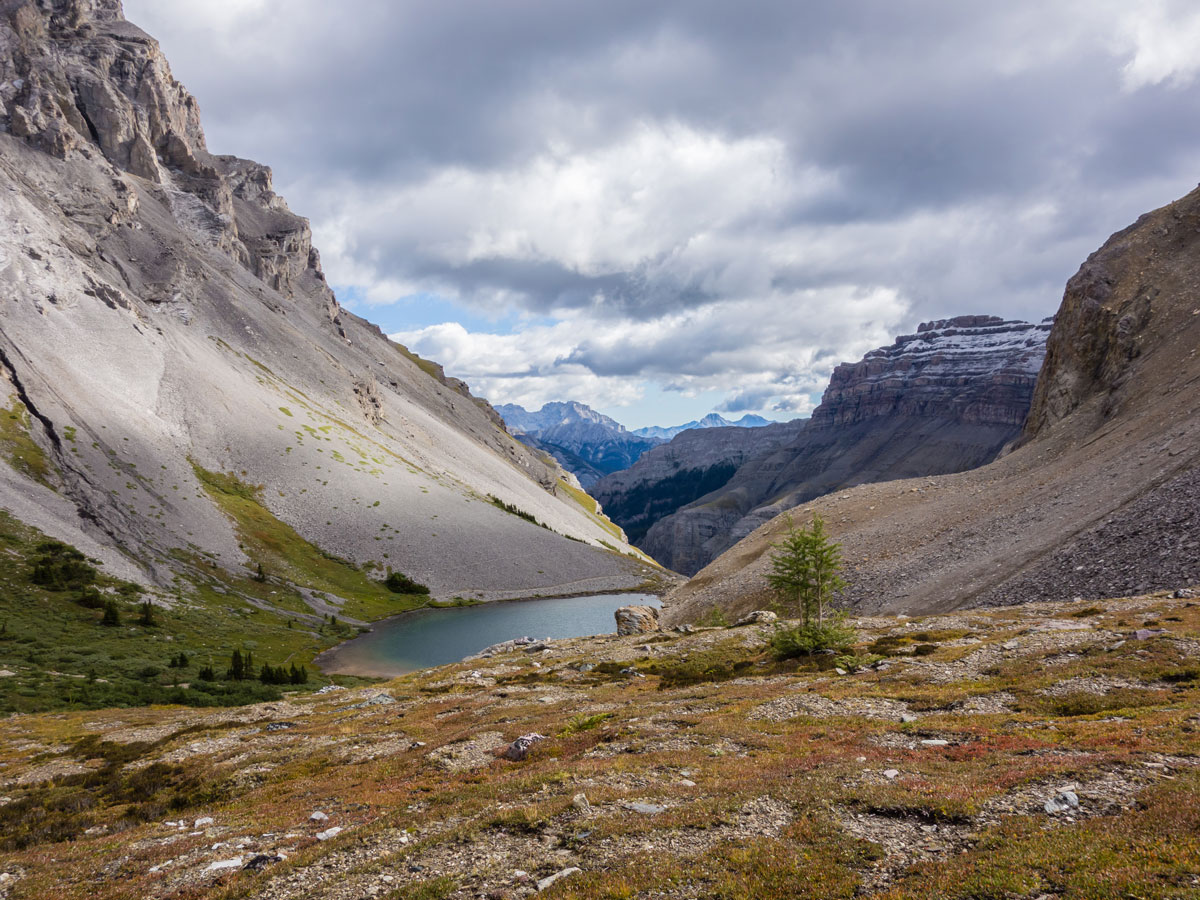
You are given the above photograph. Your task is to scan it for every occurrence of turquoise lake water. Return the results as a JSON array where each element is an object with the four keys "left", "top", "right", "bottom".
[{"left": 320, "top": 593, "right": 660, "bottom": 676}]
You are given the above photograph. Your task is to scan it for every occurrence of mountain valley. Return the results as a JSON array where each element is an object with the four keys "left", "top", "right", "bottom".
[{"left": 0, "top": 3, "right": 1197, "bottom": 899}]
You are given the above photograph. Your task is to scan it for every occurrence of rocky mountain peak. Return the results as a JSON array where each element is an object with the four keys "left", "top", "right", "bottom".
[{"left": 1, "top": 0, "right": 344, "bottom": 328}]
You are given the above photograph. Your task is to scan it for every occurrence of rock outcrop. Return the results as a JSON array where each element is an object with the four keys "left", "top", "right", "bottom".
[
  {"left": 614, "top": 604, "right": 660, "bottom": 635},
  {"left": 0, "top": 1, "right": 652, "bottom": 602},
  {"left": 663, "top": 186, "right": 1200, "bottom": 624},
  {"left": 592, "top": 419, "right": 806, "bottom": 545},
  {"left": 642, "top": 317, "right": 1051, "bottom": 574}
]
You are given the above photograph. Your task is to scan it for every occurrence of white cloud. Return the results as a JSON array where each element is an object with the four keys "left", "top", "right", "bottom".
[
  {"left": 1118, "top": 0, "right": 1200, "bottom": 89},
  {"left": 393, "top": 284, "right": 907, "bottom": 418}
]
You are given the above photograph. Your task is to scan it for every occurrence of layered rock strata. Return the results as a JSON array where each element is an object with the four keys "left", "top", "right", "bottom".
[{"left": 642, "top": 317, "right": 1051, "bottom": 574}]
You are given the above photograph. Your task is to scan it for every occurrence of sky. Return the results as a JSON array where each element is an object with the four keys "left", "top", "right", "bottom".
[{"left": 125, "top": 0, "right": 1200, "bottom": 429}]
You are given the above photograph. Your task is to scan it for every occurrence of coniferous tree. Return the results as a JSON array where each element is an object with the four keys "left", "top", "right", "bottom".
[
  {"left": 766, "top": 513, "right": 846, "bottom": 626},
  {"left": 100, "top": 599, "right": 121, "bottom": 627}
]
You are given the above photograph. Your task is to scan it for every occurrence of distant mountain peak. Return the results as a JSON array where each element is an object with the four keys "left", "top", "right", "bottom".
[{"left": 631, "top": 412, "right": 773, "bottom": 441}]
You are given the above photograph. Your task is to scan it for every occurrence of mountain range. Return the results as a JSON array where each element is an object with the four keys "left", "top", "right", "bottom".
[
  {"left": 597, "top": 315, "right": 1051, "bottom": 574},
  {"left": 630, "top": 413, "right": 772, "bottom": 441},
  {"left": 495, "top": 402, "right": 773, "bottom": 488}
]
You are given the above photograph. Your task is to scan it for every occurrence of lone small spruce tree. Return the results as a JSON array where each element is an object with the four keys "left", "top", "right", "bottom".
[{"left": 766, "top": 513, "right": 846, "bottom": 626}]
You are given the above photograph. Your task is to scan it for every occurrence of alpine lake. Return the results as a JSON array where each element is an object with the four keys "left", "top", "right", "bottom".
[{"left": 318, "top": 592, "right": 660, "bottom": 677}]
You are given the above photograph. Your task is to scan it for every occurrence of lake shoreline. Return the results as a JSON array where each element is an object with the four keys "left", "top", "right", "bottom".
[{"left": 316, "top": 591, "right": 661, "bottom": 678}]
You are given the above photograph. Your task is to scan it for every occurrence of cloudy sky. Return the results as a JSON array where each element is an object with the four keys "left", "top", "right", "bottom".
[{"left": 126, "top": 1, "right": 1200, "bottom": 428}]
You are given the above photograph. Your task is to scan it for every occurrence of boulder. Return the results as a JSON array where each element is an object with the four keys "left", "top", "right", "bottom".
[{"left": 615, "top": 605, "right": 660, "bottom": 635}]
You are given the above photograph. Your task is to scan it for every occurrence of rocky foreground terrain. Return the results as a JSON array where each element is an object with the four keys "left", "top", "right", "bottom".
[
  {"left": 637, "top": 316, "right": 1050, "bottom": 575},
  {"left": 0, "top": 589, "right": 1196, "bottom": 898}
]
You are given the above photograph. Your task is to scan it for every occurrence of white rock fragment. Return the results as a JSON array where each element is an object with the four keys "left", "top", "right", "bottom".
[
  {"left": 883, "top": 769, "right": 900, "bottom": 779},
  {"left": 194, "top": 816, "right": 214, "bottom": 828},
  {"left": 315, "top": 827, "right": 343, "bottom": 841},
  {"left": 1044, "top": 790, "right": 1080, "bottom": 814},
  {"left": 310, "top": 810, "right": 328, "bottom": 822},
  {"left": 920, "top": 739, "right": 950, "bottom": 747},
  {"left": 205, "top": 857, "right": 243, "bottom": 872},
  {"left": 537, "top": 867, "right": 582, "bottom": 891}
]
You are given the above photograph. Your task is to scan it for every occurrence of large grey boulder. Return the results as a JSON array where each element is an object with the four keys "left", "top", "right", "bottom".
[{"left": 615, "top": 605, "right": 660, "bottom": 635}]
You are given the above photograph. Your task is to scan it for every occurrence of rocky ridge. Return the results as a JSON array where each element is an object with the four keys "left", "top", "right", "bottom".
[
  {"left": 0, "top": 0, "right": 652, "bottom": 606},
  {"left": 592, "top": 419, "right": 806, "bottom": 545},
  {"left": 641, "top": 316, "right": 1050, "bottom": 575},
  {"left": 663, "top": 185, "right": 1200, "bottom": 624}
]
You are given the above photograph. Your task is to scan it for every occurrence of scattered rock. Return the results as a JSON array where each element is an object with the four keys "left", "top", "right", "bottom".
[
  {"left": 920, "top": 739, "right": 950, "bottom": 747},
  {"left": 536, "top": 867, "right": 581, "bottom": 891},
  {"left": 204, "top": 857, "right": 242, "bottom": 873},
  {"left": 571, "top": 792, "right": 590, "bottom": 811},
  {"left": 1044, "top": 790, "right": 1080, "bottom": 814},
  {"left": 315, "top": 827, "right": 343, "bottom": 841},
  {"left": 1134, "top": 628, "right": 1167, "bottom": 640},
  {"left": 883, "top": 769, "right": 900, "bottom": 779},
  {"left": 624, "top": 802, "right": 666, "bottom": 814},
  {"left": 498, "top": 733, "right": 546, "bottom": 761},
  {"left": 194, "top": 817, "right": 214, "bottom": 828},
  {"left": 338, "top": 693, "right": 395, "bottom": 711},
  {"left": 243, "top": 853, "right": 285, "bottom": 871},
  {"left": 615, "top": 605, "right": 660, "bottom": 635},
  {"left": 429, "top": 732, "right": 505, "bottom": 771},
  {"left": 310, "top": 811, "right": 328, "bottom": 822}
]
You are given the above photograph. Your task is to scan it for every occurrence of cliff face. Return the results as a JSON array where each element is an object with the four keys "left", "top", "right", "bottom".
[
  {"left": 817, "top": 315, "right": 1051, "bottom": 429},
  {"left": 641, "top": 317, "right": 1050, "bottom": 574},
  {"left": 591, "top": 419, "right": 806, "bottom": 544},
  {"left": 0, "top": 0, "right": 652, "bottom": 601},
  {"left": 663, "top": 186, "right": 1200, "bottom": 625}
]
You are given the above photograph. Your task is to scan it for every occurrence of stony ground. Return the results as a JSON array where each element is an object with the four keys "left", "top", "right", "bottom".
[{"left": 0, "top": 590, "right": 1197, "bottom": 899}]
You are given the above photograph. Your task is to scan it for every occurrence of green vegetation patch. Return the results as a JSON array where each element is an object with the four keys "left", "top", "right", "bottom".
[
  {"left": 488, "top": 494, "right": 548, "bottom": 528},
  {"left": 0, "top": 510, "right": 310, "bottom": 713},
  {"left": 191, "top": 461, "right": 428, "bottom": 621},
  {"left": 0, "top": 392, "right": 56, "bottom": 488}
]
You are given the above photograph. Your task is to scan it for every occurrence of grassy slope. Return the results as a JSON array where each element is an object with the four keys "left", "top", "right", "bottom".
[
  {"left": 191, "top": 463, "right": 429, "bottom": 621},
  {"left": 0, "top": 469, "right": 433, "bottom": 714},
  {"left": 0, "top": 590, "right": 1195, "bottom": 898}
]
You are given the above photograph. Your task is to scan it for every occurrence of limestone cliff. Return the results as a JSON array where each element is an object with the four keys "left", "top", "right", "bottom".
[
  {"left": 0, "top": 0, "right": 652, "bottom": 603},
  {"left": 642, "top": 317, "right": 1050, "bottom": 574}
]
